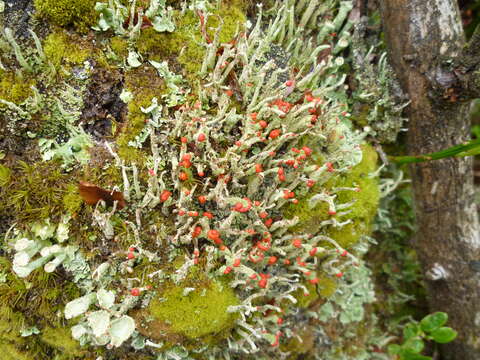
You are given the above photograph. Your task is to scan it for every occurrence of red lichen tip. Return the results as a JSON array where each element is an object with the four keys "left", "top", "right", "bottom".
[{"left": 130, "top": 288, "right": 141, "bottom": 296}]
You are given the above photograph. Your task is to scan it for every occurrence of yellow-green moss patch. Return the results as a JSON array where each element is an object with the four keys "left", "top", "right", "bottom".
[
  {"left": 116, "top": 67, "right": 165, "bottom": 162},
  {"left": 110, "top": 36, "right": 129, "bottom": 58},
  {"left": 0, "top": 164, "right": 11, "bottom": 187},
  {"left": 148, "top": 279, "right": 238, "bottom": 339},
  {"left": 2, "top": 160, "right": 77, "bottom": 224},
  {"left": 34, "top": 0, "right": 97, "bottom": 31},
  {"left": 284, "top": 144, "right": 380, "bottom": 249},
  {"left": 0, "top": 71, "right": 34, "bottom": 107},
  {"left": 43, "top": 31, "right": 91, "bottom": 69},
  {"left": 324, "top": 144, "right": 380, "bottom": 248},
  {"left": 135, "top": 269, "right": 239, "bottom": 345},
  {"left": 40, "top": 326, "right": 85, "bottom": 358}
]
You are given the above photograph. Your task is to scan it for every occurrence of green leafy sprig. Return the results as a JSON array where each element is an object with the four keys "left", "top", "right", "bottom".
[{"left": 388, "top": 312, "right": 457, "bottom": 360}]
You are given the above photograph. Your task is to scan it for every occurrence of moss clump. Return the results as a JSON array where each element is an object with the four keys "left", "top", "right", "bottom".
[
  {"left": 280, "top": 326, "right": 316, "bottom": 358},
  {"left": 136, "top": 273, "right": 239, "bottom": 344},
  {"left": 40, "top": 326, "right": 85, "bottom": 359},
  {"left": 292, "top": 276, "right": 337, "bottom": 309},
  {"left": 0, "top": 164, "right": 11, "bottom": 187},
  {"left": 1, "top": 160, "right": 76, "bottom": 224},
  {"left": 149, "top": 280, "right": 238, "bottom": 339},
  {"left": 324, "top": 144, "right": 380, "bottom": 248},
  {"left": 0, "top": 307, "right": 41, "bottom": 359},
  {"left": 0, "top": 71, "right": 34, "bottom": 107},
  {"left": 110, "top": 37, "right": 129, "bottom": 58},
  {"left": 284, "top": 144, "right": 380, "bottom": 249},
  {"left": 62, "top": 183, "right": 83, "bottom": 215},
  {"left": 136, "top": 5, "right": 246, "bottom": 82},
  {"left": 0, "top": 256, "right": 81, "bottom": 329},
  {"left": 0, "top": 343, "right": 33, "bottom": 360},
  {"left": 34, "top": 0, "right": 97, "bottom": 31},
  {"left": 43, "top": 30, "right": 91, "bottom": 69}
]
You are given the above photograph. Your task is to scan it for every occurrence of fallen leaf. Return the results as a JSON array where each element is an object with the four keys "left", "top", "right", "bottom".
[{"left": 78, "top": 181, "right": 126, "bottom": 209}]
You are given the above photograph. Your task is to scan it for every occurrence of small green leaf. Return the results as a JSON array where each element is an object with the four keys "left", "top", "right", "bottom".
[
  {"left": 420, "top": 312, "right": 448, "bottom": 333},
  {"left": 430, "top": 327, "right": 457, "bottom": 344},
  {"left": 403, "top": 323, "right": 421, "bottom": 339},
  {"left": 404, "top": 338, "right": 424, "bottom": 353},
  {"left": 387, "top": 344, "right": 402, "bottom": 355}
]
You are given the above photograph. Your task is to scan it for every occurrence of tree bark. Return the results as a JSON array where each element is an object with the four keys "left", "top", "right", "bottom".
[{"left": 379, "top": 1, "right": 480, "bottom": 359}]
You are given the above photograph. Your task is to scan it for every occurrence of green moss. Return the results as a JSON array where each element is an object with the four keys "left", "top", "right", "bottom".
[
  {"left": 293, "top": 276, "right": 337, "bottom": 309},
  {"left": 136, "top": 5, "right": 245, "bottom": 82},
  {"left": 0, "top": 71, "right": 34, "bottom": 107},
  {"left": 62, "top": 184, "right": 83, "bottom": 214},
  {"left": 40, "top": 326, "right": 85, "bottom": 359},
  {"left": 34, "top": 0, "right": 97, "bottom": 31},
  {"left": 318, "top": 276, "right": 337, "bottom": 298},
  {"left": 43, "top": 30, "right": 90, "bottom": 69},
  {"left": 324, "top": 144, "right": 379, "bottom": 248},
  {"left": 149, "top": 280, "right": 238, "bottom": 339},
  {"left": 0, "top": 307, "right": 25, "bottom": 342},
  {"left": 0, "top": 257, "right": 82, "bottom": 330},
  {"left": 0, "top": 342, "right": 32, "bottom": 360},
  {"left": 0, "top": 307, "right": 41, "bottom": 359},
  {"left": 2, "top": 160, "right": 76, "bottom": 224},
  {"left": 0, "top": 164, "right": 11, "bottom": 187},
  {"left": 110, "top": 37, "right": 129, "bottom": 58},
  {"left": 280, "top": 327, "right": 316, "bottom": 357},
  {"left": 284, "top": 144, "right": 380, "bottom": 249},
  {"left": 135, "top": 268, "right": 239, "bottom": 344}
]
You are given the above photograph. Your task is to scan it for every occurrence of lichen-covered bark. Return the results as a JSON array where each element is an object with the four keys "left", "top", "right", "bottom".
[{"left": 380, "top": 1, "right": 480, "bottom": 359}]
